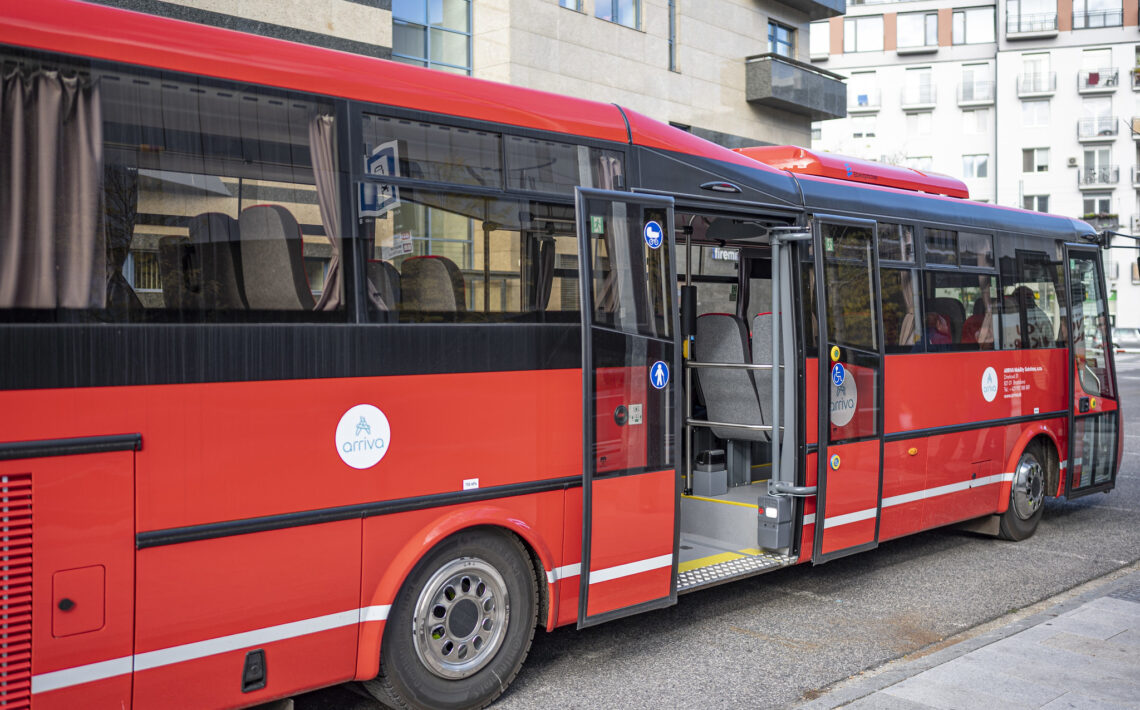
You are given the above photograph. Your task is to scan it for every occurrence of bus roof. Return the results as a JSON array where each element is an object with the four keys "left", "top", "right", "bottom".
[
  {"left": 0, "top": 0, "right": 767, "bottom": 173},
  {"left": 738, "top": 146, "right": 970, "bottom": 199}
]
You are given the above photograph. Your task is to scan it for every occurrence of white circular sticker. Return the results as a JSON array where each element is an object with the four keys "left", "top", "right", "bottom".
[
  {"left": 829, "top": 368, "right": 858, "bottom": 427},
  {"left": 981, "top": 366, "right": 998, "bottom": 403},
  {"left": 335, "top": 404, "right": 391, "bottom": 469}
]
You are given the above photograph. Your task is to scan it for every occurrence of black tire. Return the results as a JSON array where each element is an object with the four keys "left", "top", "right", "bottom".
[
  {"left": 998, "top": 444, "right": 1046, "bottom": 541},
  {"left": 364, "top": 529, "right": 537, "bottom": 710}
]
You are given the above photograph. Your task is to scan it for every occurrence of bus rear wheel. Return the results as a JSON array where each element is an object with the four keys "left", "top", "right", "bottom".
[
  {"left": 998, "top": 445, "right": 1046, "bottom": 541},
  {"left": 365, "top": 529, "right": 537, "bottom": 710}
]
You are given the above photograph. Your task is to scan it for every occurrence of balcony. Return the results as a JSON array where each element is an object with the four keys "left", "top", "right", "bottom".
[
  {"left": 1079, "top": 69, "right": 1120, "bottom": 93},
  {"left": 1018, "top": 72, "right": 1056, "bottom": 96},
  {"left": 1133, "top": 117, "right": 1140, "bottom": 138},
  {"left": 1083, "top": 213, "right": 1119, "bottom": 231},
  {"left": 848, "top": 88, "right": 881, "bottom": 112},
  {"left": 1133, "top": 166, "right": 1140, "bottom": 187},
  {"left": 1077, "top": 165, "right": 1119, "bottom": 188},
  {"left": 745, "top": 53, "right": 846, "bottom": 121},
  {"left": 900, "top": 86, "right": 936, "bottom": 109},
  {"left": 1072, "top": 9, "right": 1123, "bottom": 28},
  {"left": 769, "top": 0, "right": 844, "bottom": 21},
  {"left": 1077, "top": 116, "right": 1118, "bottom": 141},
  {"left": 1005, "top": 11, "right": 1058, "bottom": 37},
  {"left": 1133, "top": 70, "right": 1140, "bottom": 91},
  {"left": 958, "top": 81, "right": 995, "bottom": 106}
]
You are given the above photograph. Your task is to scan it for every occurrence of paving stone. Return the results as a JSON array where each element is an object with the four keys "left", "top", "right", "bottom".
[
  {"left": 1049, "top": 607, "right": 1135, "bottom": 640},
  {"left": 884, "top": 678, "right": 1036, "bottom": 710},
  {"left": 911, "top": 656, "right": 1067, "bottom": 707},
  {"left": 1042, "top": 631, "right": 1138, "bottom": 662},
  {"left": 1038, "top": 690, "right": 1140, "bottom": 710},
  {"left": 841, "top": 692, "right": 934, "bottom": 709}
]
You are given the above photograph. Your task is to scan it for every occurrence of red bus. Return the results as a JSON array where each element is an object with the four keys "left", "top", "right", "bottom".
[{"left": 0, "top": 2, "right": 1122, "bottom": 708}]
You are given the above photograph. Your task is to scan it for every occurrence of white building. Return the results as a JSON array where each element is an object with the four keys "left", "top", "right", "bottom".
[{"left": 810, "top": 0, "right": 1140, "bottom": 327}]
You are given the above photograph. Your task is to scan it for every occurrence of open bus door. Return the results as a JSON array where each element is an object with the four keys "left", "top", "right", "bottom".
[
  {"left": 574, "top": 188, "right": 680, "bottom": 628},
  {"left": 1063, "top": 247, "right": 1121, "bottom": 498},
  {"left": 812, "top": 217, "right": 886, "bottom": 563}
]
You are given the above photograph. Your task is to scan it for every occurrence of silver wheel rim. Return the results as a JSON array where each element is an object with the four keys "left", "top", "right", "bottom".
[
  {"left": 412, "top": 556, "right": 510, "bottom": 680},
  {"left": 1011, "top": 454, "right": 1044, "bottom": 521}
]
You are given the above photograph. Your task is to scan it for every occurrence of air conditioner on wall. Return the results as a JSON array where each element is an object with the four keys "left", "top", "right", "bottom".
[{"left": 1067, "top": 157, "right": 1078, "bottom": 167}]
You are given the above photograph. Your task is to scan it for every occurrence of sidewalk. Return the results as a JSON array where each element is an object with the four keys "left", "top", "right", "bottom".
[{"left": 794, "top": 564, "right": 1140, "bottom": 710}]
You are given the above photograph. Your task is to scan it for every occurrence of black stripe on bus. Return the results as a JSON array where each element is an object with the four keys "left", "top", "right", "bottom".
[
  {"left": 0, "top": 323, "right": 581, "bottom": 390},
  {"left": 883, "top": 409, "right": 1067, "bottom": 443},
  {"left": 136, "top": 475, "right": 583, "bottom": 549},
  {"left": 0, "top": 433, "right": 141, "bottom": 461}
]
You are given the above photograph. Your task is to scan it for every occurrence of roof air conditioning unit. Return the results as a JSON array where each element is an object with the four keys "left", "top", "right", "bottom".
[{"left": 1067, "top": 157, "right": 1078, "bottom": 167}]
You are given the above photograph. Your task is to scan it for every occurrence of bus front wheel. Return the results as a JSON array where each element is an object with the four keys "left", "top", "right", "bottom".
[
  {"left": 365, "top": 529, "right": 538, "bottom": 710},
  {"left": 998, "top": 445, "right": 1045, "bottom": 541}
]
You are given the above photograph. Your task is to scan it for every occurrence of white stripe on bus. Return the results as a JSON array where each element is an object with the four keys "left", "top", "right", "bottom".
[
  {"left": 803, "top": 472, "right": 1017, "bottom": 529},
  {"left": 32, "top": 605, "right": 391, "bottom": 695},
  {"left": 546, "top": 553, "right": 673, "bottom": 585}
]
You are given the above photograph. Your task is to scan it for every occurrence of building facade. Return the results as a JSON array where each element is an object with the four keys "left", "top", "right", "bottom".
[
  {"left": 810, "top": 0, "right": 1140, "bottom": 327},
  {"left": 87, "top": 0, "right": 847, "bottom": 148}
]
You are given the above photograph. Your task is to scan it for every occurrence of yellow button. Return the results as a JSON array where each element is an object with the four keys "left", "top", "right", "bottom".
[
  {"left": 830, "top": 345, "right": 841, "bottom": 362},
  {"left": 908, "top": 447, "right": 918, "bottom": 456}
]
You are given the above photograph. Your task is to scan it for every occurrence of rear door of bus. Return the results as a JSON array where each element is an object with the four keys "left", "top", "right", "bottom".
[
  {"left": 1063, "top": 247, "right": 1121, "bottom": 497},
  {"left": 812, "top": 217, "right": 886, "bottom": 562},
  {"left": 575, "top": 188, "right": 680, "bottom": 627}
]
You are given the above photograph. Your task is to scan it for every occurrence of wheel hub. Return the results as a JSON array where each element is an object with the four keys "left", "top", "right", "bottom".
[
  {"left": 1011, "top": 456, "right": 1044, "bottom": 521},
  {"left": 412, "top": 556, "right": 509, "bottom": 680}
]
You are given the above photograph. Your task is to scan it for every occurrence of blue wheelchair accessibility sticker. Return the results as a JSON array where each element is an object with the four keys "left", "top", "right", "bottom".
[{"left": 831, "top": 362, "right": 845, "bottom": 387}]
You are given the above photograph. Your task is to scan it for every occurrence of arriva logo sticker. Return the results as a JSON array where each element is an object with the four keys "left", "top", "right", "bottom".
[
  {"left": 981, "top": 367, "right": 998, "bottom": 403},
  {"left": 335, "top": 404, "right": 391, "bottom": 469}
]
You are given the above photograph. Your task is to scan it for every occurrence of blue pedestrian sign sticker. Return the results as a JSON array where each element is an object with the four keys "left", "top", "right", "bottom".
[
  {"left": 831, "top": 362, "right": 845, "bottom": 387},
  {"left": 650, "top": 360, "right": 670, "bottom": 389},
  {"left": 644, "top": 220, "right": 664, "bottom": 250}
]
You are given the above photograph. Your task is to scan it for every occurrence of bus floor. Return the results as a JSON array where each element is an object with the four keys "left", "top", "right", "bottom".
[{"left": 677, "top": 478, "right": 795, "bottom": 592}]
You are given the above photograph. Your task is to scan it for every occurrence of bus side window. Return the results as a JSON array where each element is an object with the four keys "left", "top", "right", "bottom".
[
  {"left": 997, "top": 242, "right": 1063, "bottom": 350},
  {"left": 881, "top": 268, "right": 921, "bottom": 353}
]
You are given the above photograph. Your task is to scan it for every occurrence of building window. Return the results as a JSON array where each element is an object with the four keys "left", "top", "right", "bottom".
[
  {"left": 1083, "top": 193, "right": 1112, "bottom": 215},
  {"left": 596, "top": 0, "right": 641, "bottom": 29},
  {"left": 1007, "top": 0, "right": 1059, "bottom": 32},
  {"left": 1080, "top": 48, "right": 1117, "bottom": 89},
  {"left": 853, "top": 115, "right": 877, "bottom": 138},
  {"left": 810, "top": 21, "right": 830, "bottom": 58},
  {"left": 811, "top": 124, "right": 822, "bottom": 142},
  {"left": 559, "top": 0, "right": 581, "bottom": 10},
  {"left": 907, "top": 111, "right": 932, "bottom": 135},
  {"left": 897, "top": 12, "right": 938, "bottom": 49},
  {"left": 952, "top": 7, "right": 995, "bottom": 45},
  {"left": 960, "top": 63, "right": 993, "bottom": 102},
  {"left": 844, "top": 16, "right": 884, "bottom": 53},
  {"left": 1019, "top": 52, "right": 1053, "bottom": 93},
  {"left": 962, "top": 154, "right": 989, "bottom": 178},
  {"left": 1023, "top": 195, "right": 1049, "bottom": 212},
  {"left": 849, "top": 71, "right": 879, "bottom": 109},
  {"left": 962, "top": 107, "right": 990, "bottom": 134},
  {"left": 905, "top": 156, "right": 933, "bottom": 171},
  {"left": 1022, "top": 99, "right": 1050, "bottom": 127},
  {"left": 392, "top": 0, "right": 472, "bottom": 74},
  {"left": 1073, "top": 0, "right": 1123, "bottom": 28},
  {"left": 902, "top": 66, "right": 934, "bottom": 106},
  {"left": 1022, "top": 147, "right": 1049, "bottom": 172},
  {"left": 769, "top": 21, "right": 795, "bottom": 58}
]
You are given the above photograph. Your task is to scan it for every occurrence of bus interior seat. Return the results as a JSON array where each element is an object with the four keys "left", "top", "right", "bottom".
[
  {"left": 158, "top": 235, "right": 201, "bottom": 311},
  {"left": 189, "top": 212, "right": 246, "bottom": 310},
  {"left": 927, "top": 298, "right": 965, "bottom": 343},
  {"left": 694, "top": 313, "right": 768, "bottom": 487},
  {"left": 367, "top": 259, "right": 401, "bottom": 312},
  {"left": 751, "top": 312, "right": 775, "bottom": 452},
  {"left": 400, "top": 255, "right": 466, "bottom": 316},
  {"left": 238, "top": 205, "right": 316, "bottom": 311}
]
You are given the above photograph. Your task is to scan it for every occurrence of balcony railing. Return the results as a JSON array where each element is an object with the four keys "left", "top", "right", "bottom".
[
  {"left": 849, "top": 88, "right": 881, "bottom": 111},
  {"left": 1132, "top": 70, "right": 1140, "bottom": 91},
  {"left": 1079, "top": 69, "right": 1120, "bottom": 91},
  {"left": 958, "top": 81, "right": 994, "bottom": 104},
  {"left": 1084, "top": 214, "right": 1119, "bottom": 231},
  {"left": 1018, "top": 72, "right": 1056, "bottom": 95},
  {"left": 1078, "top": 166, "right": 1119, "bottom": 187},
  {"left": 1077, "top": 116, "right": 1118, "bottom": 139},
  {"left": 1006, "top": 11, "right": 1058, "bottom": 33},
  {"left": 1073, "top": 9, "right": 1123, "bottom": 28},
  {"left": 744, "top": 53, "right": 846, "bottom": 121},
  {"left": 900, "top": 86, "right": 936, "bottom": 108},
  {"left": 1132, "top": 166, "right": 1140, "bottom": 186}
]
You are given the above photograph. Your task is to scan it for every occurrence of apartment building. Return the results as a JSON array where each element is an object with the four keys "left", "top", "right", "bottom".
[
  {"left": 85, "top": 0, "right": 847, "bottom": 148},
  {"left": 810, "top": 0, "right": 1140, "bottom": 326}
]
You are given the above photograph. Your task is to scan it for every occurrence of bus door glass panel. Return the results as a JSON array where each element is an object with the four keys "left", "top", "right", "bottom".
[
  {"left": 816, "top": 221, "right": 883, "bottom": 561},
  {"left": 575, "top": 188, "right": 678, "bottom": 627},
  {"left": 1066, "top": 249, "right": 1119, "bottom": 496}
]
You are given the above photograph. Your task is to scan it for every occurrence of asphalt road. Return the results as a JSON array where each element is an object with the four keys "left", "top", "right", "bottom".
[{"left": 297, "top": 352, "right": 1140, "bottom": 710}]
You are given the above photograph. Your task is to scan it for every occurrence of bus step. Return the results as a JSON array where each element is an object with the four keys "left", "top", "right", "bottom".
[{"left": 677, "top": 550, "right": 794, "bottom": 593}]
